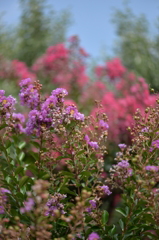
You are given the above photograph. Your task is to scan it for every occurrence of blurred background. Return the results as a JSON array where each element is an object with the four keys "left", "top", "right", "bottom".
[{"left": 0, "top": 0, "right": 159, "bottom": 221}]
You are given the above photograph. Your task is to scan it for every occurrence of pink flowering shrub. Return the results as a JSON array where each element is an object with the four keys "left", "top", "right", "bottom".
[
  {"left": 32, "top": 36, "right": 89, "bottom": 100},
  {"left": 0, "top": 36, "right": 157, "bottom": 148},
  {"left": 85, "top": 64, "right": 157, "bottom": 144}
]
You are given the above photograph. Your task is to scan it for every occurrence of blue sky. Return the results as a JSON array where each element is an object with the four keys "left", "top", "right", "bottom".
[{"left": 0, "top": 0, "right": 159, "bottom": 59}]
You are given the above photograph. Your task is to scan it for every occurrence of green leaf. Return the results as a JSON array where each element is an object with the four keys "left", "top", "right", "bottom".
[
  {"left": 60, "top": 171, "right": 74, "bottom": 178},
  {"left": 30, "top": 152, "right": 39, "bottom": 161},
  {"left": 0, "top": 123, "right": 7, "bottom": 130},
  {"left": 18, "top": 142, "right": 26, "bottom": 150},
  {"left": 5, "top": 140, "right": 12, "bottom": 149},
  {"left": 119, "top": 219, "right": 124, "bottom": 231},
  {"left": 123, "top": 232, "right": 134, "bottom": 239},
  {"left": 15, "top": 166, "right": 24, "bottom": 175},
  {"left": 76, "top": 150, "right": 85, "bottom": 156},
  {"left": 19, "top": 152, "right": 25, "bottom": 161},
  {"left": 60, "top": 187, "right": 77, "bottom": 196},
  {"left": 116, "top": 208, "right": 127, "bottom": 217},
  {"left": 30, "top": 141, "right": 40, "bottom": 149},
  {"left": 108, "top": 225, "right": 116, "bottom": 236},
  {"left": 19, "top": 176, "right": 30, "bottom": 187},
  {"left": 41, "top": 174, "right": 50, "bottom": 180},
  {"left": 102, "top": 210, "right": 109, "bottom": 225},
  {"left": 27, "top": 164, "right": 38, "bottom": 176}
]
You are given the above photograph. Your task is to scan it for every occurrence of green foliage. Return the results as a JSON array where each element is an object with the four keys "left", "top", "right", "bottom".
[
  {"left": 0, "top": 0, "right": 71, "bottom": 66},
  {"left": 0, "top": 15, "right": 17, "bottom": 59},
  {"left": 112, "top": 5, "right": 159, "bottom": 91}
]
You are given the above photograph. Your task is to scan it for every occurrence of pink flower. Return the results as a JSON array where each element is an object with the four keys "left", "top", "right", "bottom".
[{"left": 88, "top": 232, "right": 100, "bottom": 240}]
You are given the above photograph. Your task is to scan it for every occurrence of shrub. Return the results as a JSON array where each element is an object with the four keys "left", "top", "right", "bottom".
[{"left": 0, "top": 78, "right": 159, "bottom": 239}]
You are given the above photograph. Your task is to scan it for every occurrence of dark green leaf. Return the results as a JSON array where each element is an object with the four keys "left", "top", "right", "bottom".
[
  {"left": 102, "top": 210, "right": 109, "bottom": 225},
  {"left": 19, "top": 176, "right": 30, "bottom": 187},
  {"left": 116, "top": 208, "right": 127, "bottom": 217},
  {"left": 119, "top": 219, "right": 124, "bottom": 231},
  {"left": 15, "top": 166, "right": 24, "bottom": 175}
]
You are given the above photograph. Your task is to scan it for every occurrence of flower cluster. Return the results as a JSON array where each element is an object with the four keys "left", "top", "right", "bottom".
[
  {"left": 0, "top": 90, "right": 16, "bottom": 120},
  {"left": 45, "top": 193, "right": 66, "bottom": 216},
  {"left": 12, "top": 113, "right": 25, "bottom": 133},
  {"left": 85, "top": 134, "right": 99, "bottom": 150},
  {"left": 86, "top": 199, "right": 97, "bottom": 213},
  {"left": 150, "top": 139, "right": 159, "bottom": 152},
  {"left": 88, "top": 232, "right": 100, "bottom": 240},
  {"left": 19, "top": 78, "right": 40, "bottom": 109},
  {"left": 20, "top": 198, "right": 34, "bottom": 213},
  {"left": 0, "top": 188, "right": 11, "bottom": 214}
]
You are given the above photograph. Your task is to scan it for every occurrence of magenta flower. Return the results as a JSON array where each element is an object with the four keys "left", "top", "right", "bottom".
[
  {"left": 0, "top": 94, "right": 16, "bottom": 113},
  {"left": 0, "top": 188, "right": 11, "bottom": 214},
  {"left": 86, "top": 199, "right": 97, "bottom": 213},
  {"left": 41, "top": 95, "right": 57, "bottom": 111},
  {"left": 51, "top": 88, "right": 68, "bottom": 97},
  {"left": 118, "top": 143, "right": 127, "bottom": 149},
  {"left": 0, "top": 90, "right": 5, "bottom": 96},
  {"left": 150, "top": 139, "right": 159, "bottom": 152},
  {"left": 88, "top": 232, "right": 100, "bottom": 240},
  {"left": 99, "top": 120, "right": 109, "bottom": 129},
  {"left": 84, "top": 135, "right": 90, "bottom": 143},
  {"left": 100, "top": 185, "right": 112, "bottom": 195},
  {"left": 88, "top": 141, "right": 99, "bottom": 149},
  {"left": 12, "top": 113, "right": 25, "bottom": 133},
  {"left": 0, "top": 188, "right": 11, "bottom": 194},
  {"left": 65, "top": 105, "right": 84, "bottom": 121},
  {"left": 0, "top": 206, "right": 5, "bottom": 214},
  {"left": 45, "top": 193, "right": 66, "bottom": 216},
  {"left": 84, "top": 135, "right": 99, "bottom": 149},
  {"left": 145, "top": 165, "right": 159, "bottom": 172},
  {"left": 117, "top": 160, "right": 129, "bottom": 168},
  {"left": 89, "top": 200, "right": 96, "bottom": 208},
  {"left": 141, "top": 127, "right": 150, "bottom": 133},
  {"left": 19, "top": 84, "right": 40, "bottom": 109},
  {"left": 20, "top": 198, "right": 34, "bottom": 213},
  {"left": 19, "top": 78, "right": 32, "bottom": 87}
]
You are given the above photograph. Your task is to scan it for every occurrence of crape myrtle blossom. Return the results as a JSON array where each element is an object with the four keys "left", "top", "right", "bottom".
[
  {"left": 141, "top": 127, "right": 150, "bottom": 133},
  {"left": 118, "top": 143, "right": 127, "bottom": 149},
  {"left": 12, "top": 113, "right": 25, "bottom": 133},
  {"left": 65, "top": 105, "right": 85, "bottom": 121},
  {"left": 51, "top": 88, "right": 68, "bottom": 98},
  {"left": 45, "top": 193, "right": 66, "bottom": 216},
  {"left": 100, "top": 185, "right": 112, "bottom": 195},
  {"left": 106, "top": 58, "right": 126, "bottom": 80},
  {"left": 117, "top": 160, "right": 129, "bottom": 168},
  {"left": 25, "top": 110, "right": 43, "bottom": 135},
  {"left": 116, "top": 160, "right": 132, "bottom": 178},
  {"left": 19, "top": 78, "right": 85, "bottom": 135},
  {"left": 19, "top": 84, "right": 40, "bottom": 109},
  {"left": 19, "top": 78, "right": 32, "bottom": 87},
  {"left": 145, "top": 165, "right": 159, "bottom": 172},
  {"left": 84, "top": 135, "right": 99, "bottom": 150},
  {"left": 99, "top": 120, "right": 109, "bottom": 129},
  {"left": 150, "top": 139, "right": 159, "bottom": 152},
  {"left": 88, "top": 232, "right": 100, "bottom": 240},
  {"left": 20, "top": 198, "right": 34, "bottom": 213},
  {"left": 0, "top": 188, "right": 11, "bottom": 214},
  {"left": 110, "top": 160, "right": 132, "bottom": 184},
  {"left": 86, "top": 199, "right": 97, "bottom": 213},
  {"left": 0, "top": 90, "right": 16, "bottom": 118},
  {"left": 19, "top": 78, "right": 40, "bottom": 109}
]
